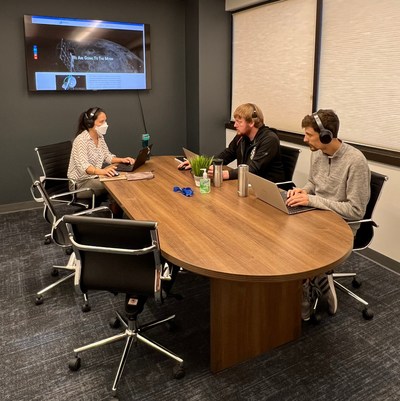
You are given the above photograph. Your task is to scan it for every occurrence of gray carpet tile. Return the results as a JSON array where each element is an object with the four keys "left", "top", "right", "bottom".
[{"left": 1, "top": 208, "right": 399, "bottom": 401}]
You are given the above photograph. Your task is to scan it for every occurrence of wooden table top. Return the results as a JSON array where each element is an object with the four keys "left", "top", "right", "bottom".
[{"left": 103, "top": 156, "right": 353, "bottom": 282}]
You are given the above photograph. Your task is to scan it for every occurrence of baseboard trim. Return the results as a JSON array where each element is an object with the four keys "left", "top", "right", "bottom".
[
  {"left": 0, "top": 201, "right": 42, "bottom": 214},
  {"left": 357, "top": 248, "right": 400, "bottom": 273}
]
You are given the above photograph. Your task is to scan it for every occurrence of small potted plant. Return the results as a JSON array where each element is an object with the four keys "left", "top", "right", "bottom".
[{"left": 189, "top": 155, "right": 214, "bottom": 186}]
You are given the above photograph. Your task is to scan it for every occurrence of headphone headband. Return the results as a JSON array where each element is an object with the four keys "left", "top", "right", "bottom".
[
  {"left": 251, "top": 104, "right": 257, "bottom": 119},
  {"left": 87, "top": 107, "right": 99, "bottom": 119},
  {"left": 83, "top": 107, "right": 100, "bottom": 129},
  {"left": 312, "top": 112, "right": 333, "bottom": 144}
]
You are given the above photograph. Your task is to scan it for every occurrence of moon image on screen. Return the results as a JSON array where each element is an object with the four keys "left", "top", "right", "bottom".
[{"left": 58, "top": 38, "right": 144, "bottom": 73}]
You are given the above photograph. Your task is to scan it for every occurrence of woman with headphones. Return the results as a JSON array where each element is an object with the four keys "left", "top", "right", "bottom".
[{"left": 67, "top": 107, "right": 135, "bottom": 210}]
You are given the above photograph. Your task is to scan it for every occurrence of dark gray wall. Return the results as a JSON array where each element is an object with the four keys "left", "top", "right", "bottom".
[
  {"left": 2, "top": 0, "right": 231, "bottom": 205},
  {"left": 185, "top": 0, "right": 231, "bottom": 156}
]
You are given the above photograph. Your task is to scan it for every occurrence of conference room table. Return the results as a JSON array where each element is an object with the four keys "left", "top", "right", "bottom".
[{"left": 103, "top": 156, "right": 353, "bottom": 373}]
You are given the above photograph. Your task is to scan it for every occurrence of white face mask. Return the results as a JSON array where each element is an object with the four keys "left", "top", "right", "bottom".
[{"left": 95, "top": 122, "right": 108, "bottom": 136}]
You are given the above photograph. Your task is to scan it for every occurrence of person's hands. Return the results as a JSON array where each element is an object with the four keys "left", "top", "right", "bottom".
[
  {"left": 285, "top": 188, "right": 309, "bottom": 207},
  {"left": 177, "top": 160, "right": 191, "bottom": 170},
  {"left": 120, "top": 157, "right": 135, "bottom": 165},
  {"left": 207, "top": 166, "right": 229, "bottom": 180},
  {"left": 103, "top": 165, "right": 119, "bottom": 177}
]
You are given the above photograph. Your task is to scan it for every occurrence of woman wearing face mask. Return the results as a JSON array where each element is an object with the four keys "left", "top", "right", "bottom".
[{"left": 67, "top": 107, "right": 135, "bottom": 204}]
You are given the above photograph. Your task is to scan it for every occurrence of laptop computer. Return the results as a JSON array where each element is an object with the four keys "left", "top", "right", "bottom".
[
  {"left": 116, "top": 144, "right": 153, "bottom": 172},
  {"left": 248, "top": 172, "right": 315, "bottom": 215},
  {"left": 182, "top": 147, "right": 198, "bottom": 161}
]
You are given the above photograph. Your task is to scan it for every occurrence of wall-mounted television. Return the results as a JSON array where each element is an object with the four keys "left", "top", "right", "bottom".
[{"left": 23, "top": 15, "right": 151, "bottom": 92}]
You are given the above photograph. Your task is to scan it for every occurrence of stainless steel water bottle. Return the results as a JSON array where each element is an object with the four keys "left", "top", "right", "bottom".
[
  {"left": 213, "top": 158, "right": 223, "bottom": 187},
  {"left": 238, "top": 164, "right": 249, "bottom": 197}
]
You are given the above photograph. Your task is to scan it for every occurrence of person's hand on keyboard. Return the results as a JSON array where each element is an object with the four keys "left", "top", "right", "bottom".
[
  {"left": 286, "top": 188, "right": 309, "bottom": 207},
  {"left": 120, "top": 157, "right": 135, "bottom": 165}
]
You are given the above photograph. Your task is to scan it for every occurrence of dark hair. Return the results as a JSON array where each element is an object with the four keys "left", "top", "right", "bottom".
[
  {"left": 75, "top": 107, "right": 105, "bottom": 136},
  {"left": 301, "top": 109, "right": 340, "bottom": 138}
]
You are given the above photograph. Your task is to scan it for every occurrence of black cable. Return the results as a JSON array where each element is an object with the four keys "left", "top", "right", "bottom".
[{"left": 137, "top": 91, "right": 148, "bottom": 134}]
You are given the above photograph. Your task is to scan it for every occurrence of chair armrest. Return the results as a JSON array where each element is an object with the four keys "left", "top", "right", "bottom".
[
  {"left": 347, "top": 218, "right": 378, "bottom": 228},
  {"left": 50, "top": 187, "right": 96, "bottom": 208},
  {"left": 276, "top": 181, "right": 296, "bottom": 191},
  {"left": 73, "top": 206, "right": 113, "bottom": 218},
  {"left": 51, "top": 187, "right": 94, "bottom": 198},
  {"left": 43, "top": 177, "right": 71, "bottom": 182},
  {"left": 29, "top": 184, "right": 44, "bottom": 203},
  {"left": 43, "top": 176, "right": 79, "bottom": 189}
]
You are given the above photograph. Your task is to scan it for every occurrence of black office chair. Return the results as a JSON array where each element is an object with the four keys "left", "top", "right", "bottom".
[
  {"left": 27, "top": 166, "right": 95, "bottom": 244},
  {"left": 35, "top": 140, "right": 95, "bottom": 210},
  {"left": 28, "top": 166, "right": 112, "bottom": 309},
  {"left": 280, "top": 145, "right": 301, "bottom": 181},
  {"left": 276, "top": 145, "right": 301, "bottom": 190},
  {"left": 64, "top": 215, "right": 185, "bottom": 398},
  {"left": 331, "top": 171, "right": 388, "bottom": 320}
]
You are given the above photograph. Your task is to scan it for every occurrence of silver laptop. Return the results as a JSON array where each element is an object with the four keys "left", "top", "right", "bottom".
[
  {"left": 248, "top": 172, "right": 315, "bottom": 215},
  {"left": 182, "top": 147, "right": 198, "bottom": 161}
]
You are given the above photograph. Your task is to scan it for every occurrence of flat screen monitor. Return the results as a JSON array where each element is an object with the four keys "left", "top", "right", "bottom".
[{"left": 23, "top": 15, "right": 151, "bottom": 92}]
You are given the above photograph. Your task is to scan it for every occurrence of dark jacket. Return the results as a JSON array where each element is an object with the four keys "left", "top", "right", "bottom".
[{"left": 216, "top": 125, "right": 285, "bottom": 182}]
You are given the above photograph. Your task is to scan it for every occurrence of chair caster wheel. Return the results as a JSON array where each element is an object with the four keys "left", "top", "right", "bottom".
[
  {"left": 352, "top": 278, "right": 362, "bottom": 289},
  {"left": 35, "top": 296, "right": 43, "bottom": 305},
  {"left": 44, "top": 238, "right": 51, "bottom": 245},
  {"left": 65, "top": 247, "right": 73, "bottom": 255},
  {"left": 68, "top": 357, "right": 81, "bottom": 371},
  {"left": 362, "top": 308, "right": 374, "bottom": 320},
  {"left": 109, "top": 317, "right": 121, "bottom": 329},
  {"left": 173, "top": 364, "right": 185, "bottom": 379},
  {"left": 51, "top": 268, "right": 59, "bottom": 277},
  {"left": 81, "top": 303, "right": 91, "bottom": 313}
]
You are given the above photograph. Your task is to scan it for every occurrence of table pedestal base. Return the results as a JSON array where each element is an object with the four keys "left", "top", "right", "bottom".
[{"left": 210, "top": 278, "right": 302, "bottom": 372}]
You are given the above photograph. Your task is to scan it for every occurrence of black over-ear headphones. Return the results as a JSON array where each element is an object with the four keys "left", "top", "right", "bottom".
[
  {"left": 313, "top": 113, "right": 333, "bottom": 144},
  {"left": 251, "top": 105, "right": 258, "bottom": 119},
  {"left": 83, "top": 107, "right": 99, "bottom": 129}
]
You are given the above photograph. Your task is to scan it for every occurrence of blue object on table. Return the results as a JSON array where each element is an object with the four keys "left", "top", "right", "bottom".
[{"left": 173, "top": 186, "right": 194, "bottom": 197}]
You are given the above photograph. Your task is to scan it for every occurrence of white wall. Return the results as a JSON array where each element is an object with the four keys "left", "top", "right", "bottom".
[{"left": 227, "top": 129, "right": 400, "bottom": 262}]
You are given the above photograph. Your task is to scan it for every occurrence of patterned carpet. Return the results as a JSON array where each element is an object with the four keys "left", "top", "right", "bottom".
[{"left": 1, "top": 208, "right": 399, "bottom": 401}]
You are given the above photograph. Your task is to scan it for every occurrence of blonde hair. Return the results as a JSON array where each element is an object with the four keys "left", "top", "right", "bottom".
[{"left": 233, "top": 103, "right": 264, "bottom": 128}]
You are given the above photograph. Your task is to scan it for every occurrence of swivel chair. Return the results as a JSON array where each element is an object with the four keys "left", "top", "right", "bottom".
[
  {"left": 332, "top": 171, "right": 388, "bottom": 320},
  {"left": 28, "top": 166, "right": 112, "bottom": 309},
  {"left": 27, "top": 166, "right": 96, "bottom": 244},
  {"left": 64, "top": 215, "right": 185, "bottom": 398},
  {"left": 35, "top": 140, "right": 95, "bottom": 210},
  {"left": 280, "top": 145, "right": 301, "bottom": 181},
  {"left": 277, "top": 145, "right": 301, "bottom": 190}
]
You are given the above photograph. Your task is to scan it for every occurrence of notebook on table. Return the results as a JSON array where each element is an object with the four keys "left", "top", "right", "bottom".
[
  {"left": 116, "top": 144, "right": 153, "bottom": 172},
  {"left": 248, "top": 172, "right": 315, "bottom": 215}
]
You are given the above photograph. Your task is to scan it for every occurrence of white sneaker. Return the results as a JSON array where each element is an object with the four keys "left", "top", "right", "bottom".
[
  {"left": 325, "top": 273, "right": 337, "bottom": 315},
  {"left": 315, "top": 273, "right": 337, "bottom": 315}
]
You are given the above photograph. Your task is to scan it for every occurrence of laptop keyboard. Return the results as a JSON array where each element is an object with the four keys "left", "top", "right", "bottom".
[
  {"left": 280, "top": 191, "right": 315, "bottom": 214},
  {"left": 116, "top": 163, "right": 135, "bottom": 172}
]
